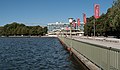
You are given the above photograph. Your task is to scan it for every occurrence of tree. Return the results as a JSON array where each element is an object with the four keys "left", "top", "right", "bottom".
[
  {"left": 0, "top": 22, "right": 48, "bottom": 36},
  {"left": 84, "top": 0, "right": 120, "bottom": 38}
]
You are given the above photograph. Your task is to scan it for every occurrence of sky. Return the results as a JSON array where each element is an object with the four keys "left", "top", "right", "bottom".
[{"left": 0, "top": 0, "right": 113, "bottom": 26}]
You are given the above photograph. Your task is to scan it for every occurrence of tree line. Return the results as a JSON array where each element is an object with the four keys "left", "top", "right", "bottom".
[
  {"left": 0, "top": 22, "right": 48, "bottom": 36},
  {"left": 84, "top": 0, "right": 120, "bottom": 38}
]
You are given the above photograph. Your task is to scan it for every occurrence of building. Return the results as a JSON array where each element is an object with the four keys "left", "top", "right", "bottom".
[
  {"left": 47, "top": 22, "right": 84, "bottom": 36},
  {"left": 47, "top": 22, "right": 84, "bottom": 31},
  {"left": 47, "top": 22, "right": 69, "bottom": 32}
]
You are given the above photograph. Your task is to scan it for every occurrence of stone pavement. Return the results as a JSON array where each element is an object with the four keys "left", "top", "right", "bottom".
[{"left": 72, "top": 36, "right": 120, "bottom": 49}]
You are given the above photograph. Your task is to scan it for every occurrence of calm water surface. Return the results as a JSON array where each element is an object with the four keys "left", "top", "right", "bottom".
[{"left": 0, "top": 37, "right": 83, "bottom": 70}]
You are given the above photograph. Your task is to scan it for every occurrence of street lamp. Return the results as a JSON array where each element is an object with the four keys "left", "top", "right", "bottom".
[{"left": 68, "top": 18, "right": 73, "bottom": 38}]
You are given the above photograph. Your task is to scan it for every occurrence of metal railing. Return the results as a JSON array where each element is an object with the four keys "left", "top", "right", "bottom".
[{"left": 59, "top": 37, "right": 120, "bottom": 70}]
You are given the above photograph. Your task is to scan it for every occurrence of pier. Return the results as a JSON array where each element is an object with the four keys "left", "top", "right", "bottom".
[{"left": 58, "top": 36, "right": 120, "bottom": 70}]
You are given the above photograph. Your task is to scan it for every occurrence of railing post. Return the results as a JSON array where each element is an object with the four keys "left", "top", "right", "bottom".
[
  {"left": 70, "top": 39, "right": 73, "bottom": 48},
  {"left": 107, "top": 47, "right": 111, "bottom": 70},
  {"left": 118, "top": 51, "right": 120, "bottom": 70},
  {"left": 116, "top": 51, "right": 119, "bottom": 70}
]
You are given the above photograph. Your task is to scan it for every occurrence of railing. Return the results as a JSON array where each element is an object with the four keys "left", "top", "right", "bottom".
[{"left": 59, "top": 37, "right": 120, "bottom": 70}]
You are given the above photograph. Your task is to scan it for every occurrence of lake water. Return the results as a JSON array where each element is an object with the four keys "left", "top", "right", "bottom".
[{"left": 0, "top": 37, "right": 84, "bottom": 70}]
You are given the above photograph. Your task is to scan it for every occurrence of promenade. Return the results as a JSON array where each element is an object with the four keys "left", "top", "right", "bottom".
[
  {"left": 59, "top": 36, "right": 120, "bottom": 70},
  {"left": 72, "top": 36, "right": 120, "bottom": 49}
]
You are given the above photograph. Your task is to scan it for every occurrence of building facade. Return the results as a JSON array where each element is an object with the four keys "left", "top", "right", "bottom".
[{"left": 47, "top": 22, "right": 84, "bottom": 33}]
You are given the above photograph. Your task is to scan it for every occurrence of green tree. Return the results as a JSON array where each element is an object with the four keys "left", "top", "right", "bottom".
[
  {"left": 0, "top": 22, "right": 48, "bottom": 36},
  {"left": 84, "top": 0, "right": 120, "bottom": 38}
]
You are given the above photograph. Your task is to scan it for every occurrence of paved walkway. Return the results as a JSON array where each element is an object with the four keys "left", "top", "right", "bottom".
[{"left": 72, "top": 36, "right": 120, "bottom": 49}]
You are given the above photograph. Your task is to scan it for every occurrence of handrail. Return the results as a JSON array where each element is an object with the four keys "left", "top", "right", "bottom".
[
  {"left": 59, "top": 37, "right": 120, "bottom": 70},
  {"left": 66, "top": 37, "right": 120, "bottom": 52}
]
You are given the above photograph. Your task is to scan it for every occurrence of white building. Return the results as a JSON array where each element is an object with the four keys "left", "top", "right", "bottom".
[{"left": 47, "top": 22, "right": 84, "bottom": 33}]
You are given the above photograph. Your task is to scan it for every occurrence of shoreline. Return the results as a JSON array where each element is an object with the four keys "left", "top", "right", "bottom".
[
  {"left": 0, "top": 36, "right": 40, "bottom": 38},
  {"left": 0, "top": 35, "right": 58, "bottom": 38}
]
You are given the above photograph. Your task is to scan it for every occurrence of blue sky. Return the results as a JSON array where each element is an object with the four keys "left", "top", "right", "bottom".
[{"left": 0, "top": 0, "right": 113, "bottom": 26}]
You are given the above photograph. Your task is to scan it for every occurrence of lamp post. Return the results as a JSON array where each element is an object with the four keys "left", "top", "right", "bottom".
[{"left": 68, "top": 18, "right": 73, "bottom": 38}]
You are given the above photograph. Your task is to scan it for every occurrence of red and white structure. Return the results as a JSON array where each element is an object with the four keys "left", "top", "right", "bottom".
[
  {"left": 77, "top": 18, "right": 80, "bottom": 26},
  {"left": 94, "top": 4, "right": 100, "bottom": 19},
  {"left": 83, "top": 13, "right": 87, "bottom": 24}
]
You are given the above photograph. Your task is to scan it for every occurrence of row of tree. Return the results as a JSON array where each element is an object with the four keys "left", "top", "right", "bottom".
[
  {"left": 84, "top": 0, "right": 120, "bottom": 38},
  {"left": 0, "top": 22, "right": 48, "bottom": 36}
]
